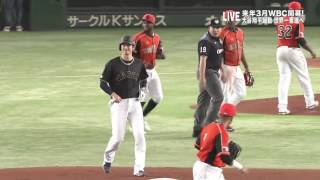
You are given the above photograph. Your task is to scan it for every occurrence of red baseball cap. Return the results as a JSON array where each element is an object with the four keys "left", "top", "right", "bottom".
[
  {"left": 142, "top": 14, "right": 156, "bottom": 24},
  {"left": 288, "top": 1, "right": 302, "bottom": 10},
  {"left": 219, "top": 103, "right": 237, "bottom": 117}
]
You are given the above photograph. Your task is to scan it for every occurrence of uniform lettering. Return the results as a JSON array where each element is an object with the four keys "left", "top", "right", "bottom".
[
  {"left": 203, "top": 133, "right": 208, "bottom": 142},
  {"left": 200, "top": 46, "right": 207, "bottom": 53},
  {"left": 143, "top": 45, "right": 156, "bottom": 54},
  {"left": 217, "top": 49, "right": 224, "bottom": 54},
  {"left": 115, "top": 71, "right": 139, "bottom": 81},
  {"left": 278, "top": 25, "right": 292, "bottom": 39}
]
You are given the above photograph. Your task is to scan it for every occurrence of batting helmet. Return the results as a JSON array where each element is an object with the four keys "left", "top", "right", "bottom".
[
  {"left": 118, "top": 35, "right": 134, "bottom": 51},
  {"left": 142, "top": 14, "right": 156, "bottom": 24},
  {"left": 219, "top": 103, "right": 236, "bottom": 117},
  {"left": 288, "top": 1, "right": 302, "bottom": 10}
]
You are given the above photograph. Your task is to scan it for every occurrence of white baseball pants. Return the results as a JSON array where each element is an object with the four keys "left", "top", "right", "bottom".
[
  {"left": 103, "top": 98, "right": 146, "bottom": 174},
  {"left": 193, "top": 160, "right": 225, "bottom": 180},
  {"left": 141, "top": 68, "right": 163, "bottom": 103},
  {"left": 221, "top": 64, "right": 246, "bottom": 105},
  {"left": 276, "top": 46, "right": 316, "bottom": 110}
]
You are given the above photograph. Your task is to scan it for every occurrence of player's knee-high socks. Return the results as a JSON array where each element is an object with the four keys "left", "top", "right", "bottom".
[
  {"left": 143, "top": 99, "right": 158, "bottom": 116},
  {"left": 140, "top": 102, "right": 146, "bottom": 108}
]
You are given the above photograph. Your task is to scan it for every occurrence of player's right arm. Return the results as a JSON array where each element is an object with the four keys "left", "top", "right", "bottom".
[
  {"left": 133, "top": 40, "right": 141, "bottom": 58},
  {"left": 132, "top": 33, "right": 142, "bottom": 58},
  {"left": 100, "top": 61, "right": 122, "bottom": 103},
  {"left": 198, "top": 40, "right": 210, "bottom": 92},
  {"left": 199, "top": 55, "right": 207, "bottom": 92}
]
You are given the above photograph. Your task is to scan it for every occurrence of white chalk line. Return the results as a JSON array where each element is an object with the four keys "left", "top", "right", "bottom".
[{"left": 1, "top": 68, "right": 319, "bottom": 80}]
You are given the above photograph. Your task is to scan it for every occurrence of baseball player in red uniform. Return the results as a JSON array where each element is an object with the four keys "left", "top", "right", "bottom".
[
  {"left": 132, "top": 13, "right": 166, "bottom": 131},
  {"left": 193, "top": 103, "right": 248, "bottom": 180},
  {"left": 220, "top": 10, "right": 251, "bottom": 107},
  {"left": 276, "top": 1, "right": 318, "bottom": 115}
]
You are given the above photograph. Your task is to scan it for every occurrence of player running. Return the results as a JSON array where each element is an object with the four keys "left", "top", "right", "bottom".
[
  {"left": 132, "top": 13, "right": 166, "bottom": 131},
  {"left": 100, "top": 35, "right": 148, "bottom": 177},
  {"left": 193, "top": 103, "right": 248, "bottom": 180},
  {"left": 276, "top": 1, "right": 318, "bottom": 115}
]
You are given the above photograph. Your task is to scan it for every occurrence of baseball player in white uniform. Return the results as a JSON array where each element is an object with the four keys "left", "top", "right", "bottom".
[
  {"left": 100, "top": 35, "right": 148, "bottom": 177},
  {"left": 276, "top": 1, "right": 318, "bottom": 114}
]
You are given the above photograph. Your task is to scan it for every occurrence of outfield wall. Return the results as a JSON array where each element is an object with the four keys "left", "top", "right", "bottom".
[{"left": 1, "top": 0, "right": 320, "bottom": 30}]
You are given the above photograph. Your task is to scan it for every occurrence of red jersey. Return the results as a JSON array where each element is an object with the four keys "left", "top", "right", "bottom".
[
  {"left": 220, "top": 27, "right": 244, "bottom": 66},
  {"left": 132, "top": 31, "right": 161, "bottom": 69},
  {"left": 195, "top": 122, "right": 230, "bottom": 167},
  {"left": 276, "top": 17, "right": 304, "bottom": 48}
]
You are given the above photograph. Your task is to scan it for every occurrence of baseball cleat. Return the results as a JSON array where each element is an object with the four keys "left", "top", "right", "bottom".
[
  {"left": 3, "top": 26, "right": 10, "bottom": 32},
  {"left": 102, "top": 162, "right": 111, "bottom": 174},
  {"left": 133, "top": 170, "right": 145, "bottom": 177},
  {"left": 306, "top": 101, "right": 319, "bottom": 110},
  {"left": 16, "top": 26, "right": 23, "bottom": 32},
  {"left": 278, "top": 109, "right": 291, "bottom": 115},
  {"left": 144, "top": 121, "right": 151, "bottom": 131}
]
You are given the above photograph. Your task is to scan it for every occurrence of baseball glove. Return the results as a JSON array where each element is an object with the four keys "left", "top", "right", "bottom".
[
  {"left": 243, "top": 71, "right": 254, "bottom": 87},
  {"left": 228, "top": 141, "right": 242, "bottom": 160},
  {"left": 156, "top": 45, "right": 165, "bottom": 59}
]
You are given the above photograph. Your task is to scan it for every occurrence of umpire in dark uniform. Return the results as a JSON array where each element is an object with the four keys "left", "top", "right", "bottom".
[
  {"left": 100, "top": 35, "right": 148, "bottom": 177},
  {"left": 193, "top": 18, "right": 224, "bottom": 137}
]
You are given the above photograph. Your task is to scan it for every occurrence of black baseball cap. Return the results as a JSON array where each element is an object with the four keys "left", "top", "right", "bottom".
[
  {"left": 209, "top": 18, "right": 222, "bottom": 28},
  {"left": 119, "top": 35, "right": 134, "bottom": 50},
  {"left": 119, "top": 35, "right": 134, "bottom": 46}
]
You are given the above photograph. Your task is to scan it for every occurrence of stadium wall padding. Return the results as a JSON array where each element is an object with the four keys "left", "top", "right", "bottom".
[{"left": 30, "top": 0, "right": 66, "bottom": 30}]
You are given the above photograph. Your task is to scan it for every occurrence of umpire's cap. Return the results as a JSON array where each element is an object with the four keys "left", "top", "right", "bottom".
[
  {"left": 119, "top": 35, "right": 135, "bottom": 50},
  {"left": 209, "top": 18, "right": 222, "bottom": 28}
]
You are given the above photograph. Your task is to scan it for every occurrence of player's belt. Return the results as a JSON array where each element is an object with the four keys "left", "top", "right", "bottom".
[
  {"left": 224, "top": 63, "right": 240, "bottom": 66},
  {"left": 145, "top": 64, "right": 155, "bottom": 69},
  {"left": 277, "top": 45, "right": 299, "bottom": 48}
]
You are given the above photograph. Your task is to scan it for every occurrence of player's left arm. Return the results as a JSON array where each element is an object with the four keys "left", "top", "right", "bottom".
[
  {"left": 296, "top": 21, "right": 316, "bottom": 58},
  {"left": 298, "top": 38, "right": 316, "bottom": 58},
  {"left": 299, "top": 39, "right": 316, "bottom": 58},
  {"left": 220, "top": 138, "right": 247, "bottom": 174},
  {"left": 156, "top": 40, "right": 166, "bottom": 59},
  {"left": 241, "top": 49, "right": 250, "bottom": 73},
  {"left": 239, "top": 31, "right": 250, "bottom": 72}
]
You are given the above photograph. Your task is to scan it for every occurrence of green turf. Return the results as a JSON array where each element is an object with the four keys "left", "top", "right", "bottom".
[{"left": 0, "top": 27, "right": 319, "bottom": 169}]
